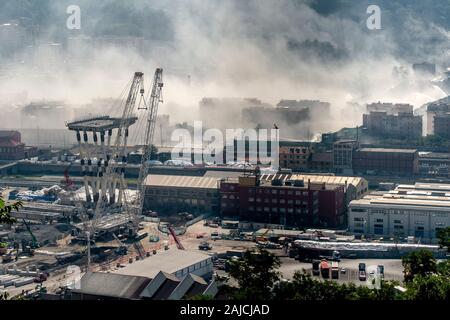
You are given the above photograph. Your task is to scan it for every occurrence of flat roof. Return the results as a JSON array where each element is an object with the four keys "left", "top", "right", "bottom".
[
  {"left": 358, "top": 148, "right": 417, "bottom": 153},
  {"left": 144, "top": 175, "right": 220, "bottom": 189},
  {"left": 113, "top": 249, "right": 211, "bottom": 278},
  {"left": 350, "top": 196, "right": 450, "bottom": 211}
]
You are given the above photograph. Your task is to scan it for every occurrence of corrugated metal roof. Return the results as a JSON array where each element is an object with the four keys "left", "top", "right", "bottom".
[
  {"left": 113, "top": 249, "right": 211, "bottom": 278},
  {"left": 73, "top": 272, "right": 151, "bottom": 299},
  {"left": 144, "top": 175, "right": 220, "bottom": 189},
  {"left": 259, "top": 173, "right": 365, "bottom": 189}
]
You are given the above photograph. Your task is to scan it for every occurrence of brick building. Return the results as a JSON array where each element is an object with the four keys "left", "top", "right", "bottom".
[
  {"left": 279, "top": 142, "right": 315, "bottom": 171},
  {"left": 0, "top": 130, "right": 37, "bottom": 160},
  {"left": 220, "top": 175, "right": 345, "bottom": 228}
]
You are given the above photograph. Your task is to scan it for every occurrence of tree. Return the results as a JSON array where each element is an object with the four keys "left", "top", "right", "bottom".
[
  {"left": 149, "top": 145, "right": 158, "bottom": 161},
  {"left": 402, "top": 250, "right": 437, "bottom": 283},
  {"left": 437, "top": 227, "right": 450, "bottom": 253},
  {"left": 0, "top": 196, "right": 22, "bottom": 224},
  {"left": 273, "top": 271, "right": 402, "bottom": 301},
  {"left": 405, "top": 275, "right": 450, "bottom": 300},
  {"left": 227, "top": 248, "right": 281, "bottom": 300}
]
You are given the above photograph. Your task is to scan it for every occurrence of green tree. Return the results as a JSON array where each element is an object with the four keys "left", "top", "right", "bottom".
[
  {"left": 437, "top": 227, "right": 450, "bottom": 253},
  {"left": 0, "top": 196, "right": 22, "bottom": 224},
  {"left": 402, "top": 250, "right": 437, "bottom": 283},
  {"left": 227, "top": 248, "right": 281, "bottom": 300},
  {"left": 405, "top": 274, "right": 450, "bottom": 300},
  {"left": 273, "top": 271, "right": 401, "bottom": 301}
]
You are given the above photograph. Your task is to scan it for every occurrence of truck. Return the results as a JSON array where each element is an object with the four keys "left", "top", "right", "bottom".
[
  {"left": 320, "top": 260, "right": 330, "bottom": 279},
  {"left": 312, "top": 260, "right": 320, "bottom": 276},
  {"left": 331, "top": 261, "right": 339, "bottom": 279},
  {"left": 378, "top": 265, "right": 385, "bottom": 279},
  {"left": 198, "top": 242, "right": 212, "bottom": 251}
]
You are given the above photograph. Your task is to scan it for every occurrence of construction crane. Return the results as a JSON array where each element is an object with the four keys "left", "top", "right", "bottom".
[
  {"left": 22, "top": 219, "right": 40, "bottom": 249},
  {"left": 168, "top": 225, "right": 185, "bottom": 250},
  {"left": 91, "top": 72, "right": 146, "bottom": 233},
  {"left": 137, "top": 68, "right": 164, "bottom": 217}
]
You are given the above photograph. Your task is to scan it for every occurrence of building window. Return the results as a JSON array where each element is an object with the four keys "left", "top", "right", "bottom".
[
  {"left": 374, "top": 224, "right": 384, "bottom": 235},
  {"left": 264, "top": 207, "right": 270, "bottom": 212},
  {"left": 248, "top": 197, "right": 254, "bottom": 202}
]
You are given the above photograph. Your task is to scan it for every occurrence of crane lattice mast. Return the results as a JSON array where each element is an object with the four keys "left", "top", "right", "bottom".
[{"left": 137, "top": 68, "right": 164, "bottom": 216}]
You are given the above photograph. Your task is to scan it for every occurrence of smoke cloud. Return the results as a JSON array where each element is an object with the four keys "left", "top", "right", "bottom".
[{"left": 0, "top": 0, "right": 449, "bottom": 145}]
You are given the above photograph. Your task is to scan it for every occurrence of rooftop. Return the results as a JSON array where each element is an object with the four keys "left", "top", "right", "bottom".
[
  {"left": 72, "top": 272, "right": 151, "bottom": 299},
  {"left": 113, "top": 249, "right": 211, "bottom": 278},
  {"left": 357, "top": 148, "right": 417, "bottom": 154},
  {"left": 144, "top": 175, "right": 220, "bottom": 189},
  {"left": 259, "top": 173, "right": 367, "bottom": 189}
]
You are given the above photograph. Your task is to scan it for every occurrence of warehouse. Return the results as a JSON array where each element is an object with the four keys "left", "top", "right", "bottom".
[
  {"left": 113, "top": 248, "right": 214, "bottom": 280},
  {"left": 143, "top": 175, "right": 220, "bottom": 215},
  {"left": 348, "top": 183, "right": 450, "bottom": 243}
]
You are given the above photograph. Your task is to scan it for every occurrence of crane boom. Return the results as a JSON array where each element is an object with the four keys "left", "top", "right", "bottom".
[
  {"left": 137, "top": 68, "right": 164, "bottom": 216},
  {"left": 92, "top": 72, "right": 145, "bottom": 227},
  {"left": 168, "top": 225, "right": 185, "bottom": 250}
]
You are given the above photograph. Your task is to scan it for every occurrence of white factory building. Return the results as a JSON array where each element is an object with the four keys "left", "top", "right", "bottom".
[{"left": 348, "top": 183, "right": 450, "bottom": 243}]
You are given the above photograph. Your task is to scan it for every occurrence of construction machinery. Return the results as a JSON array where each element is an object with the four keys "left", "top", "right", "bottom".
[
  {"left": 136, "top": 68, "right": 163, "bottom": 218},
  {"left": 112, "top": 233, "right": 128, "bottom": 256},
  {"left": 22, "top": 219, "right": 40, "bottom": 249},
  {"left": 255, "top": 228, "right": 273, "bottom": 242},
  {"left": 168, "top": 225, "right": 185, "bottom": 250}
]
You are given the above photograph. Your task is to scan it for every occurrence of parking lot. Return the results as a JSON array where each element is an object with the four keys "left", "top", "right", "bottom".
[{"left": 278, "top": 257, "right": 404, "bottom": 284}]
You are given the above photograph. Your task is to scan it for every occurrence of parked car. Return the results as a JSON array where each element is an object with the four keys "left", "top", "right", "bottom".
[{"left": 359, "top": 270, "right": 367, "bottom": 281}]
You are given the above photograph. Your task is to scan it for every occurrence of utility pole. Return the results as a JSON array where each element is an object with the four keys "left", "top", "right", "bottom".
[{"left": 86, "top": 231, "right": 91, "bottom": 271}]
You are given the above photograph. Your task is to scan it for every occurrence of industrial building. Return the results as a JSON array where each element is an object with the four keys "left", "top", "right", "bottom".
[
  {"left": 348, "top": 182, "right": 450, "bottom": 243},
  {"left": 352, "top": 148, "right": 419, "bottom": 176},
  {"left": 71, "top": 269, "right": 217, "bottom": 300},
  {"left": 220, "top": 175, "right": 346, "bottom": 228},
  {"left": 0, "top": 131, "right": 37, "bottom": 160},
  {"left": 363, "top": 103, "right": 422, "bottom": 140},
  {"left": 113, "top": 248, "right": 214, "bottom": 280},
  {"left": 333, "top": 140, "right": 359, "bottom": 174},
  {"left": 433, "top": 113, "right": 450, "bottom": 139},
  {"left": 279, "top": 142, "right": 315, "bottom": 171},
  {"left": 70, "top": 249, "right": 217, "bottom": 300},
  {"left": 143, "top": 175, "right": 221, "bottom": 214}
]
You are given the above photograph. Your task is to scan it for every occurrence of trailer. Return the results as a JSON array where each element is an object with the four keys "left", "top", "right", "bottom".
[
  {"left": 312, "top": 260, "right": 320, "bottom": 276},
  {"left": 320, "top": 260, "right": 330, "bottom": 279},
  {"left": 331, "top": 261, "right": 339, "bottom": 279}
]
